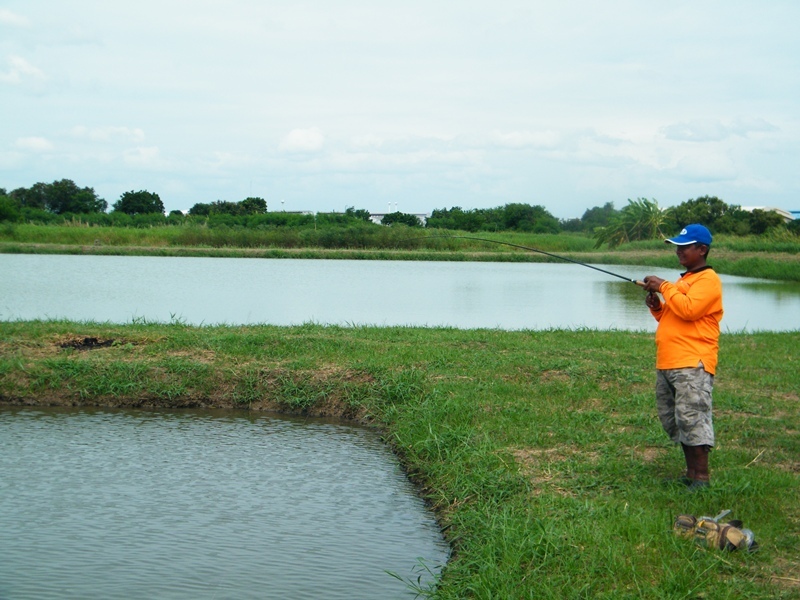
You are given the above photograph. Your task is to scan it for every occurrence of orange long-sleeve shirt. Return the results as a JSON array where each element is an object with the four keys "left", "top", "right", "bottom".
[{"left": 649, "top": 267, "right": 723, "bottom": 375}]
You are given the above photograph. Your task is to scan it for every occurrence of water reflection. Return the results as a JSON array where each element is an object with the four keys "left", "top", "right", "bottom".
[
  {"left": 0, "top": 407, "right": 449, "bottom": 600},
  {"left": 594, "top": 279, "right": 656, "bottom": 330},
  {"left": 738, "top": 280, "right": 800, "bottom": 297}
]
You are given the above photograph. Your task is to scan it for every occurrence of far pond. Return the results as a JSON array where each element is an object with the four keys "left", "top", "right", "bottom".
[{"left": 1, "top": 254, "right": 798, "bottom": 331}]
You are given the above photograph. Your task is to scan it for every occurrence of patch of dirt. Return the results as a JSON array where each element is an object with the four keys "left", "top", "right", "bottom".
[
  {"left": 639, "top": 446, "right": 667, "bottom": 462},
  {"left": 774, "top": 459, "right": 800, "bottom": 474},
  {"left": 539, "top": 370, "right": 571, "bottom": 384},
  {"left": 165, "top": 349, "right": 217, "bottom": 363},
  {"left": 764, "top": 558, "right": 800, "bottom": 590},
  {"left": 59, "top": 337, "right": 119, "bottom": 351},
  {"left": 576, "top": 397, "right": 605, "bottom": 412},
  {"left": 512, "top": 445, "right": 600, "bottom": 465},
  {"left": 717, "top": 409, "right": 763, "bottom": 419},
  {"left": 509, "top": 445, "right": 600, "bottom": 497}
]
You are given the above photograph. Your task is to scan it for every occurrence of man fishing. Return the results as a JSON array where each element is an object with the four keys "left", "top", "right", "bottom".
[{"left": 642, "top": 224, "right": 723, "bottom": 491}]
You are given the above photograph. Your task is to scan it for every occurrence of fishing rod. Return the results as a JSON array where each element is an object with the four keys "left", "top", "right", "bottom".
[{"left": 412, "top": 234, "right": 646, "bottom": 287}]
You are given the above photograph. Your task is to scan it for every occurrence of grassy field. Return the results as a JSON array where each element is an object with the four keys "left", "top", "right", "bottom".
[
  {"left": 2, "top": 223, "right": 800, "bottom": 281},
  {"left": 1, "top": 321, "right": 798, "bottom": 598}
]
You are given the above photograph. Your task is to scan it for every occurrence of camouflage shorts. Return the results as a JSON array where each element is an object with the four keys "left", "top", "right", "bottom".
[{"left": 655, "top": 364, "right": 715, "bottom": 447}]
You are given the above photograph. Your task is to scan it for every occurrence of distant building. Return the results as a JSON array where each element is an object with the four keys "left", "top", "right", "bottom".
[{"left": 740, "top": 206, "right": 794, "bottom": 223}]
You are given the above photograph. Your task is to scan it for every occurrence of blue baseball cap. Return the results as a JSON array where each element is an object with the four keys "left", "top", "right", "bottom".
[{"left": 665, "top": 224, "right": 712, "bottom": 246}]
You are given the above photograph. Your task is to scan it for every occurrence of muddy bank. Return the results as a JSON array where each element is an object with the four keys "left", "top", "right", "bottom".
[
  {"left": 1, "top": 334, "right": 378, "bottom": 424},
  {"left": 1, "top": 393, "right": 369, "bottom": 422}
]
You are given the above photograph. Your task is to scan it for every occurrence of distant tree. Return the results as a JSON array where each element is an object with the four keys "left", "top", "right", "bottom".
[
  {"left": 594, "top": 198, "right": 668, "bottom": 248},
  {"left": 746, "top": 209, "right": 785, "bottom": 235},
  {"left": 240, "top": 197, "right": 267, "bottom": 215},
  {"left": 235, "top": 197, "right": 267, "bottom": 215},
  {"left": 580, "top": 202, "right": 618, "bottom": 232},
  {"left": 666, "top": 195, "right": 749, "bottom": 234},
  {"left": 426, "top": 203, "right": 560, "bottom": 232},
  {"left": 187, "top": 198, "right": 266, "bottom": 218},
  {"left": 10, "top": 183, "right": 48, "bottom": 210},
  {"left": 345, "top": 206, "right": 372, "bottom": 222},
  {"left": 168, "top": 210, "right": 185, "bottom": 217},
  {"left": 10, "top": 179, "right": 107, "bottom": 214},
  {"left": 669, "top": 195, "right": 728, "bottom": 227},
  {"left": 46, "top": 179, "right": 107, "bottom": 214},
  {"left": 503, "top": 204, "right": 531, "bottom": 230},
  {"left": 0, "top": 194, "right": 21, "bottom": 222},
  {"left": 382, "top": 212, "right": 422, "bottom": 227},
  {"left": 209, "top": 200, "right": 241, "bottom": 216},
  {"left": 426, "top": 206, "right": 485, "bottom": 231},
  {"left": 559, "top": 218, "right": 583, "bottom": 232},
  {"left": 112, "top": 190, "right": 165, "bottom": 215},
  {"left": 188, "top": 202, "right": 212, "bottom": 216},
  {"left": 499, "top": 203, "right": 560, "bottom": 233}
]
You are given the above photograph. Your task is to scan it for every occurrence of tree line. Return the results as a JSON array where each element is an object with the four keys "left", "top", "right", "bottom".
[
  {"left": 1, "top": 179, "right": 796, "bottom": 246},
  {"left": 579, "top": 197, "right": 794, "bottom": 247}
]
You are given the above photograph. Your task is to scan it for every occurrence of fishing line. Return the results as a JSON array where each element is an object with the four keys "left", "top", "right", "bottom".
[{"left": 408, "top": 234, "right": 646, "bottom": 286}]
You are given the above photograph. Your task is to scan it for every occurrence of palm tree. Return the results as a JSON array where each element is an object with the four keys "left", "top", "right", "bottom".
[{"left": 593, "top": 198, "right": 668, "bottom": 248}]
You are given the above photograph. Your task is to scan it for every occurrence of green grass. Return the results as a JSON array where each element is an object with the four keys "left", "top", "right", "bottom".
[{"left": 1, "top": 321, "right": 798, "bottom": 598}]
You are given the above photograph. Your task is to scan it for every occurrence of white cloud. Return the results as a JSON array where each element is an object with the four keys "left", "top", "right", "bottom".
[
  {"left": 279, "top": 128, "right": 325, "bottom": 153},
  {"left": 71, "top": 126, "right": 146, "bottom": 143},
  {"left": 206, "top": 151, "right": 257, "bottom": 170},
  {"left": 662, "top": 118, "right": 779, "bottom": 142},
  {"left": 671, "top": 153, "right": 738, "bottom": 182},
  {"left": 326, "top": 148, "right": 481, "bottom": 171},
  {"left": 123, "top": 146, "right": 161, "bottom": 167},
  {"left": 491, "top": 130, "right": 561, "bottom": 149},
  {"left": 662, "top": 120, "right": 731, "bottom": 142},
  {"left": 15, "top": 136, "right": 54, "bottom": 152},
  {"left": 351, "top": 134, "right": 384, "bottom": 149},
  {"left": 0, "top": 9, "right": 28, "bottom": 26},
  {"left": 728, "top": 117, "right": 778, "bottom": 136},
  {"left": 0, "top": 56, "right": 44, "bottom": 85}
]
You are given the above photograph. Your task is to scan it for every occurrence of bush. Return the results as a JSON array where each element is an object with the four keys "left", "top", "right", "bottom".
[
  {"left": 112, "top": 190, "right": 165, "bottom": 216},
  {"left": 382, "top": 212, "right": 422, "bottom": 227},
  {"left": 11, "top": 179, "right": 107, "bottom": 214},
  {"left": 0, "top": 195, "right": 22, "bottom": 222}
]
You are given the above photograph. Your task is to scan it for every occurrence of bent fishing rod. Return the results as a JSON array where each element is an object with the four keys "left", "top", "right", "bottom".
[{"left": 410, "top": 234, "right": 646, "bottom": 287}]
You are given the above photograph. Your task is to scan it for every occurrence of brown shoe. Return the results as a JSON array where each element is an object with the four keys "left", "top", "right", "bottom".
[{"left": 686, "top": 445, "right": 711, "bottom": 491}]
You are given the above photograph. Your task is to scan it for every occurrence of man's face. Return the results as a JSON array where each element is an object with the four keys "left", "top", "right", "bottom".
[{"left": 675, "top": 243, "right": 708, "bottom": 270}]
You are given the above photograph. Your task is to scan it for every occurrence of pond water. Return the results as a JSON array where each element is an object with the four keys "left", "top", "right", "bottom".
[
  {"left": 0, "top": 407, "right": 449, "bottom": 599},
  {"left": 1, "top": 254, "right": 798, "bottom": 331}
]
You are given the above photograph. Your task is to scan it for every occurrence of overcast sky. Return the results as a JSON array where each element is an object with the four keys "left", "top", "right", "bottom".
[{"left": 2, "top": 1, "right": 798, "bottom": 219}]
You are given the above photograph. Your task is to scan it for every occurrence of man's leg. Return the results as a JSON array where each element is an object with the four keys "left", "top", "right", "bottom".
[
  {"left": 680, "top": 443, "right": 695, "bottom": 483},
  {"left": 655, "top": 370, "right": 679, "bottom": 442},
  {"left": 673, "top": 364, "right": 715, "bottom": 489},
  {"left": 657, "top": 370, "right": 695, "bottom": 483},
  {"left": 686, "top": 445, "right": 711, "bottom": 491}
]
